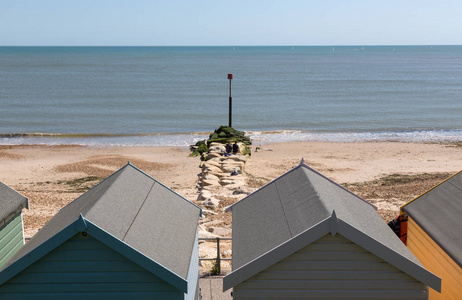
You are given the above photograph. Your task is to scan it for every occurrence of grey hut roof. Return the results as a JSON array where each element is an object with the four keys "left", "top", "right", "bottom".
[
  {"left": 224, "top": 160, "right": 440, "bottom": 291},
  {"left": 1, "top": 163, "right": 201, "bottom": 280},
  {"left": 402, "top": 170, "right": 462, "bottom": 268},
  {"left": 0, "top": 182, "right": 28, "bottom": 228}
]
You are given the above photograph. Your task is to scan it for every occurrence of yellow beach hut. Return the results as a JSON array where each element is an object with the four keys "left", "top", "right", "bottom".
[{"left": 401, "top": 170, "right": 462, "bottom": 300}]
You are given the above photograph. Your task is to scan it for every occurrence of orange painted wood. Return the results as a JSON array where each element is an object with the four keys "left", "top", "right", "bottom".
[{"left": 407, "top": 217, "right": 462, "bottom": 300}]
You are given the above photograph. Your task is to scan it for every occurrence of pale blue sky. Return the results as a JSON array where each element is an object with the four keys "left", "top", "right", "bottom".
[{"left": 1, "top": 0, "right": 461, "bottom": 46}]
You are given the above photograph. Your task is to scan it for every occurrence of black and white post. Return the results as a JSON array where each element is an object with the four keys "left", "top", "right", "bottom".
[{"left": 228, "top": 73, "right": 233, "bottom": 128}]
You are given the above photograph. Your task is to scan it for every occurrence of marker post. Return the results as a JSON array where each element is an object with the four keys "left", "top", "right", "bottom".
[{"left": 228, "top": 73, "right": 233, "bottom": 127}]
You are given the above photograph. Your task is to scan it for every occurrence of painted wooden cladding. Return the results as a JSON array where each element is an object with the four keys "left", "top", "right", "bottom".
[
  {"left": 233, "top": 234, "right": 428, "bottom": 299},
  {"left": 0, "top": 214, "right": 23, "bottom": 269},
  {"left": 0, "top": 233, "right": 183, "bottom": 299},
  {"left": 185, "top": 230, "right": 199, "bottom": 300},
  {"left": 407, "top": 217, "right": 462, "bottom": 300}
]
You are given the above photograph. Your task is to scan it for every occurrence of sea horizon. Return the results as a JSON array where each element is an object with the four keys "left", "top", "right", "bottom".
[{"left": 1, "top": 45, "right": 462, "bottom": 146}]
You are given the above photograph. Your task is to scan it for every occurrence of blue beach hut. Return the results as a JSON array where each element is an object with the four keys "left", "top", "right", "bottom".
[
  {"left": 0, "top": 182, "right": 28, "bottom": 268},
  {"left": 0, "top": 163, "right": 201, "bottom": 299}
]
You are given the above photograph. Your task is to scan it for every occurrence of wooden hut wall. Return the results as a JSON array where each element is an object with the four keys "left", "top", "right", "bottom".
[
  {"left": 233, "top": 234, "right": 428, "bottom": 299},
  {"left": 185, "top": 230, "right": 199, "bottom": 300},
  {"left": 407, "top": 217, "right": 462, "bottom": 300},
  {"left": 0, "top": 214, "right": 24, "bottom": 269},
  {"left": 0, "top": 233, "right": 183, "bottom": 299}
]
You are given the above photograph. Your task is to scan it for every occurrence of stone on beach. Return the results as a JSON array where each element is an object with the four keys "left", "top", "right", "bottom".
[
  {"left": 199, "top": 190, "right": 212, "bottom": 201},
  {"left": 212, "top": 171, "right": 228, "bottom": 178},
  {"left": 233, "top": 187, "right": 251, "bottom": 195},
  {"left": 198, "top": 230, "right": 220, "bottom": 239},
  {"left": 202, "top": 212, "right": 221, "bottom": 221},
  {"left": 220, "top": 174, "right": 245, "bottom": 180},
  {"left": 220, "top": 178, "right": 246, "bottom": 186},
  {"left": 200, "top": 220, "right": 224, "bottom": 227},
  {"left": 201, "top": 160, "right": 221, "bottom": 168},
  {"left": 202, "top": 166, "right": 223, "bottom": 175},
  {"left": 207, "top": 156, "right": 225, "bottom": 163},
  {"left": 204, "top": 174, "right": 220, "bottom": 181},
  {"left": 225, "top": 155, "right": 247, "bottom": 163},
  {"left": 202, "top": 197, "right": 220, "bottom": 208},
  {"left": 208, "top": 144, "right": 226, "bottom": 153},
  {"left": 202, "top": 179, "right": 220, "bottom": 186},
  {"left": 221, "top": 165, "right": 243, "bottom": 173},
  {"left": 224, "top": 183, "right": 245, "bottom": 190},
  {"left": 207, "top": 226, "right": 232, "bottom": 237},
  {"left": 209, "top": 142, "right": 226, "bottom": 149},
  {"left": 206, "top": 152, "right": 222, "bottom": 160},
  {"left": 221, "top": 158, "right": 245, "bottom": 165},
  {"left": 200, "top": 184, "right": 215, "bottom": 191}
]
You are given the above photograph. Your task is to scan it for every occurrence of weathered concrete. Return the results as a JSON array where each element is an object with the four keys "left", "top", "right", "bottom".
[{"left": 199, "top": 276, "right": 233, "bottom": 300}]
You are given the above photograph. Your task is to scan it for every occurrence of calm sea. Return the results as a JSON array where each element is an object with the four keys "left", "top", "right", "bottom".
[{"left": 1, "top": 46, "right": 461, "bottom": 146}]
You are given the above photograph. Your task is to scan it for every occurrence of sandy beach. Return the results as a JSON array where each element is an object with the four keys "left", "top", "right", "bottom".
[{"left": 1, "top": 141, "right": 462, "bottom": 239}]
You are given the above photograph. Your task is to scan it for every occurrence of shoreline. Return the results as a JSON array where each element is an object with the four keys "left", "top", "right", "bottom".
[
  {"left": 1, "top": 141, "right": 462, "bottom": 238},
  {"left": 2, "top": 128, "right": 462, "bottom": 147}
]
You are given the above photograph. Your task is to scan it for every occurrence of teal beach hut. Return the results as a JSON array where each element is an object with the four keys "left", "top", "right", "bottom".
[
  {"left": 0, "top": 163, "right": 201, "bottom": 299},
  {"left": 0, "top": 182, "right": 28, "bottom": 268}
]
